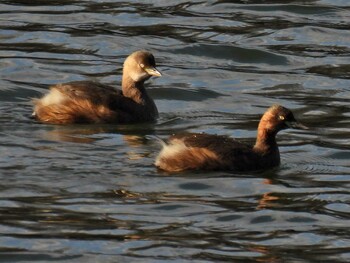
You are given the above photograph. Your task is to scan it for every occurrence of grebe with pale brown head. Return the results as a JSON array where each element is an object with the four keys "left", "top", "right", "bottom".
[
  {"left": 33, "top": 50, "right": 161, "bottom": 124},
  {"left": 155, "top": 105, "right": 308, "bottom": 172}
]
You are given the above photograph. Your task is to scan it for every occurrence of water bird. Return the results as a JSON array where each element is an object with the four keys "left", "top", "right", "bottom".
[
  {"left": 155, "top": 105, "right": 308, "bottom": 172},
  {"left": 33, "top": 50, "right": 161, "bottom": 124}
]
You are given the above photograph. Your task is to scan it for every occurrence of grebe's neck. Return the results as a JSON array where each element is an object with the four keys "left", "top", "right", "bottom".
[
  {"left": 253, "top": 119, "right": 278, "bottom": 155},
  {"left": 122, "top": 74, "right": 148, "bottom": 104},
  {"left": 121, "top": 74, "right": 158, "bottom": 120}
]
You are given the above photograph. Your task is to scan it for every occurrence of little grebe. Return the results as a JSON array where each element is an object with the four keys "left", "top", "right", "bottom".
[
  {"left": 155, "top": 105, "right": 308, "bottom": 172},
  {"left": 33, "top": 50, "right": 161, "bottom": 124}
]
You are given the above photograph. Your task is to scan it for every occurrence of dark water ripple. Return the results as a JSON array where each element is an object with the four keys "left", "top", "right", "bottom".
[{"left": 0, "top": 1, "right": 350, "bottom": 262}]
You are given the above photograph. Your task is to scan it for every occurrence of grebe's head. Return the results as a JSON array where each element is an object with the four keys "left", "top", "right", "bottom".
[
  {"left": 123, "top": 50, "right": 162, "bottom": 82},
  {"left": 260, "top": 105, "right": 308, "bottom": 133}
]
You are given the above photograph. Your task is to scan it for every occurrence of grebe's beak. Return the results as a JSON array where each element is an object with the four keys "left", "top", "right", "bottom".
[
  {"left": 145, "top": 66, "right": 162, "bottom": 77},
  {"left": 286, "top": 121, "right": 309, "bottom": 130}
]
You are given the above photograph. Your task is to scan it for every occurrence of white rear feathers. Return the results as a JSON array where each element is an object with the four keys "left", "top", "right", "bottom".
[
  {"left": 155, "top": 139, "right": 187, "bottom": 166},
  {"left": 39, "top": 88, "right": 66, "bottom": 106}
]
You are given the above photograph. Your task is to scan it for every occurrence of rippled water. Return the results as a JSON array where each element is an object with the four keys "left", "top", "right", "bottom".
[{"left": 0, "top": 1, "right": 350, "bottom": 262}]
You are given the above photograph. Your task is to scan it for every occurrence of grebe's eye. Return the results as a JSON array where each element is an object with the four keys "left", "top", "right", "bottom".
[
  {"left": 278, "top": 115, "right": 285, "bottom": 121},
  {"left": 140, "top": 63, "right": 145, "bottom": 68}
]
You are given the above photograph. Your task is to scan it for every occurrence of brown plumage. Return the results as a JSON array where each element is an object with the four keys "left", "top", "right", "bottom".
[
  {"left": 33, "top": 50, "right": 161, "bottom": 124},
  {"left": 155, "top": 105, "right": 308, "bottom": 172}
]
